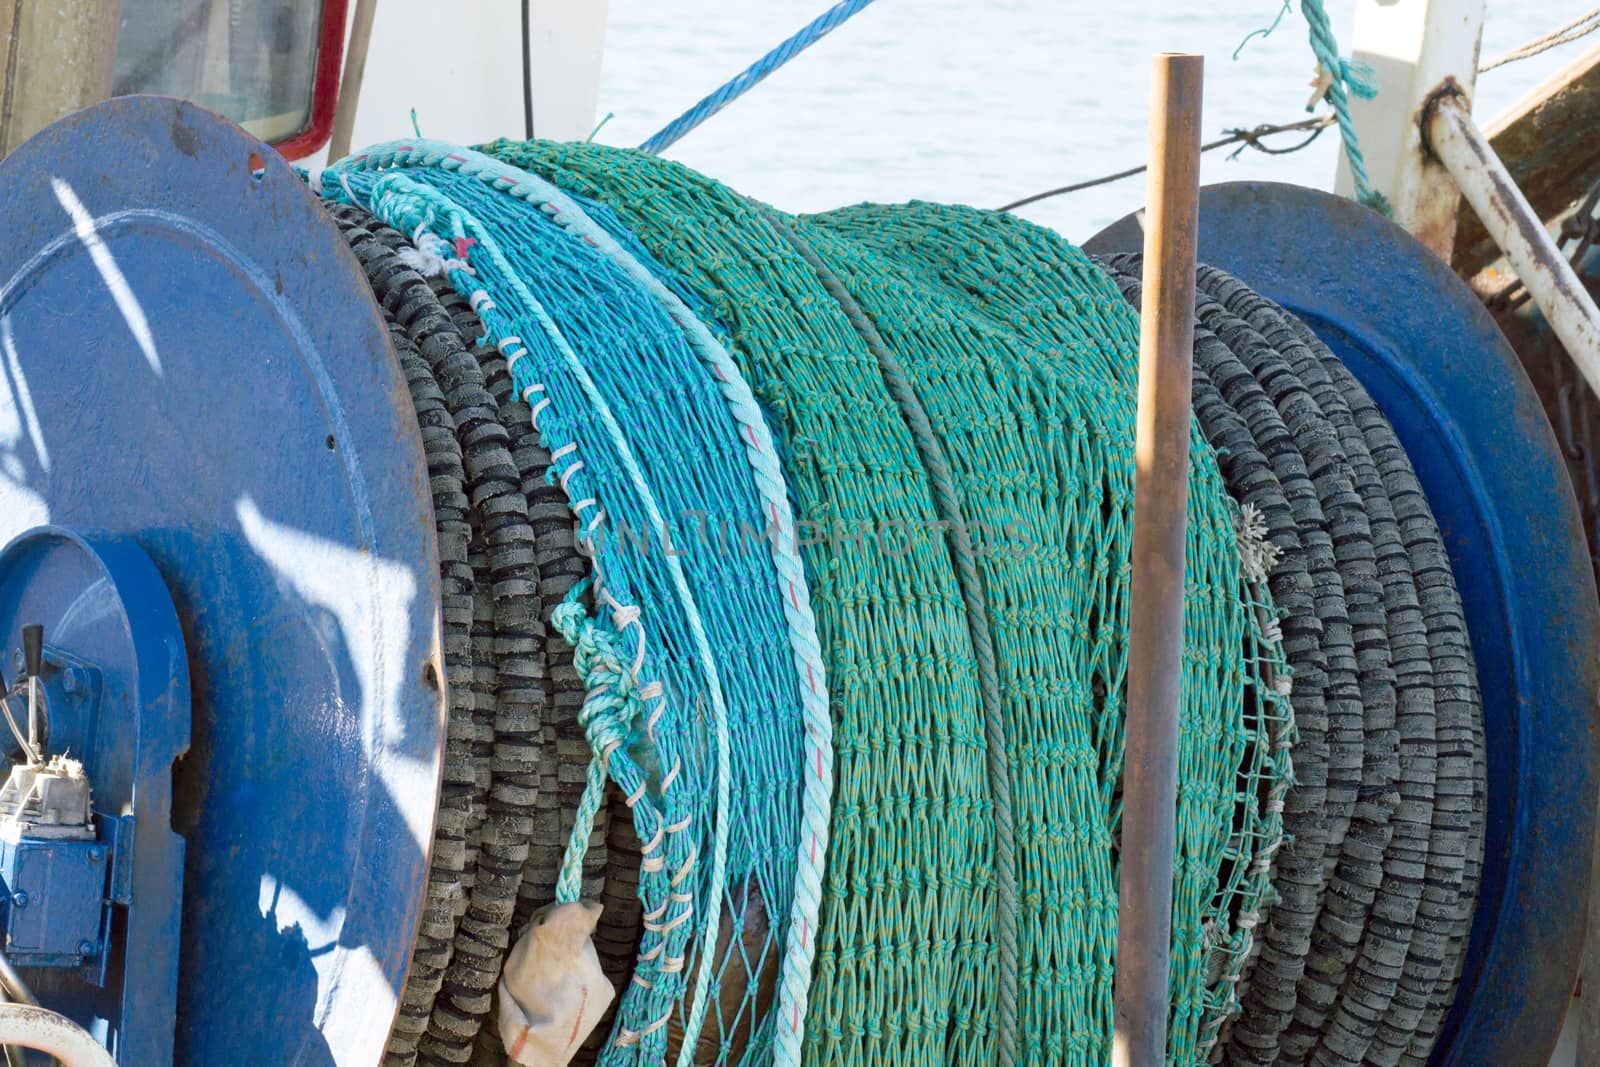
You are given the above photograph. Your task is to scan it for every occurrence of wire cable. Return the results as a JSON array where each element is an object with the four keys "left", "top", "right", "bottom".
[{"left": 997, "top": 115, "right": 1332, "bottom": 212}]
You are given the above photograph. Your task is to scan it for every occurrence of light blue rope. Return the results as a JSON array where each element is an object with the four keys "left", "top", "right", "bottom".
[
  {"left": 328, "top": 169, "right": 735, "bottom": 1061},
  {"left": 331, "top": 140, "right": 835, "bottom": 1065},
  {"left": 553, "top": 582, "right": 645, "bottom": 904},
  {"left": 638, "top": 0, "right": 883, "bottom": 156},
  {"left": 1297, "top": 0, "right": 1387, "bottom": 213},
  {"left": 323, "top": 154, "right": 824, "bottom": 1065}
]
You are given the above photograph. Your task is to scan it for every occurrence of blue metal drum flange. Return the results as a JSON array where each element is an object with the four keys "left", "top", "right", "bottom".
[
  {"left": 0, "top": 527, "right": 190, "bottom": 1065},
  {"left": 0, "top": 97, "right": 445, "bottom": 1064},
  {"left": 1088, "top": 182, "right": 1600, "bottom": 1066}
]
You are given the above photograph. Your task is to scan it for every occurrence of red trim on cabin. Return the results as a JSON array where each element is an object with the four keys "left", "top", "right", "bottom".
[{"left": 275, "top": 0, "right": 350, "bottom": 160}]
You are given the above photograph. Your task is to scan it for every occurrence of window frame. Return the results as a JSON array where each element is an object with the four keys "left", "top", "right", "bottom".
[{"left": 273, "top": 0, "right": 350, "bottom": 159}]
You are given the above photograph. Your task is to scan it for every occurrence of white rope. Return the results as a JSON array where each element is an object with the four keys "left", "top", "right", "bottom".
[{"left": 1480, "top": 7, "right": 1600, "bottom": 73}]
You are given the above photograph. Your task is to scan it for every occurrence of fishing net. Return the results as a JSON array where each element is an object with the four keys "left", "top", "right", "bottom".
[
  {"left": 311, "top": 130, "right": 1480, "bottom": 1067},
  {"left": 321, "top": 139, "right": 1291, "bottom": 1065}
]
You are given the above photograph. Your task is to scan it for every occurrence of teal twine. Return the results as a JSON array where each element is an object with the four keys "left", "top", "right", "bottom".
[
  {"left": 1233, "top": 1, "right": 1290, "bottom": 60},
  {"left": 336, "top": 140, "right": 835, "bottom": 1067},
  {"left": 764, "top": 209, "right": 1020, "bottom": 1067},
  {"left": 1297, "top": 0, "right": 1390, "bottom": 214},
  {"left": 553, "top": 582, "right": 645, "bottom": 904}
]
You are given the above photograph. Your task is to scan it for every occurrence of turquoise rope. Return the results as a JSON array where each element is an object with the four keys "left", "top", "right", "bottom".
[
  {"left": 333, "top": 170, "right": 735, "bottom": 1060},
  {"left": 553, "top": 581, "right": 645, "bottom": 905},
  {"left": 331, "top": 140, "right": 835, "bottom": 1065},
  {"left": 1297, "top": 0, "right": 1387, "bottom": 213}
]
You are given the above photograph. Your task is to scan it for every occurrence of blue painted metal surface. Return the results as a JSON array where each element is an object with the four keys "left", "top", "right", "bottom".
[
  {"left": 0, "top": 98, "right": 446, "bottom": 1065},
  {"left": 0, "top": 835, "right": 111, "bottom": 967},
  {"left": 0, "top": 529, "right": 189, "bottom": 1061},
  {"left": 1088, "top": 182, "right": 1600, "bottom": 1066},
  {"left": 4, "top": 644, "right": 108, "bottom": 766}
]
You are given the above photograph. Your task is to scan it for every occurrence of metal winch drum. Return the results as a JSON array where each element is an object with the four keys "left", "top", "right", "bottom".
[{"left": 0, "top": 97, "right": 1591, "bottom": 1064}]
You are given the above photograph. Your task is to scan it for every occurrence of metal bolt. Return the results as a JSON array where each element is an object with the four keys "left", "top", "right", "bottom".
[
  {"left": 8, "top": 650, "right": 18, "bottom": 673},
  {"left": 11, "top": 891, "right": 27, "bottom": 908},
  {"left": 76, "top": 940, "right": 94, "bottom": 957},
  {"left": 62, "top": 667, "right": 87, "bottom": 695}
]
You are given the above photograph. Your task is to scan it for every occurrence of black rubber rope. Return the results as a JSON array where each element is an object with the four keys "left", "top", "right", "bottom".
[
  {"left": 418, "top": 276, "right": 623, "bottom": 1067},
  {"left": 1203, "top": 273, "right": 1431, "bottom": 1067},
  {"left": 1101, "top": 254, "right": 1351, "bottom": 1062},
  {"left": 1187, "top": 278, "right": 1394, "bottom": 1065},
  {"left": 1097, "top": 256, "right": 1484, "bottom": 1067},
  {"left": 326, "top": 206, "right": 482, "bottom": 1064},
  {"left": 1290, "top": 317, "right": 1482, "bottom": 1067},
  {"left": 1224, "top": 269, "right": 1477, "bottom": 1067},
  {"left": 364, "top": 219, "right": 543, "bottom": 1065},
  {"left": 329, "top": 204, "right": 557, "bottom": 1066}
]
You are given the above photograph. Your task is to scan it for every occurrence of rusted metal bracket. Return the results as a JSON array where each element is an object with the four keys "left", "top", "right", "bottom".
[
  {"left": 1454, "top": 43, "right": 1600, "bottom": 279},
  {"left": 1422, "top": 78, "right": 1600, "bottom": 400}
]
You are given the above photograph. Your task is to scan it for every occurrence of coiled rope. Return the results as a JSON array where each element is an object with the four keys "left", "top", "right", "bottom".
[
  {"left": 1103, "top": 256, "right": 1485, "bottom": 1067},
  {"left": 313, "top": 132, "right": 1484, "bottom": 1067},
  {"left": 479, "top": 138, "right": 1289, "bottom": 1064}
]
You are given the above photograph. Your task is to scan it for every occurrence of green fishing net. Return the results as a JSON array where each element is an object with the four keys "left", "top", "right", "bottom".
[{"left": 479, "top": 140, "right": 1292, "bottom": 1066}]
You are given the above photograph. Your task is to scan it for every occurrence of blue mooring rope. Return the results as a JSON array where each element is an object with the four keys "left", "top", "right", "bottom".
[{"left": 638, "top": 0, "right": 883, "bottom": 156}]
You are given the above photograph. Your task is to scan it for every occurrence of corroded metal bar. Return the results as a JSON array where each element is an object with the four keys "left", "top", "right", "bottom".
[
  {"left": 1425, "top": 83, "right": 1600, "bottom": 400},
  {"left": 1455, "top": 43, "right": 1600, "bottom": 278},
  {"left": 1113, "top": 50, "right": 1203, "bottom": 1067}
]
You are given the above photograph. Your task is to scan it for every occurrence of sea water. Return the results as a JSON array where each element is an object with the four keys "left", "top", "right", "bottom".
[{"left": 596, "top": 1, "right": 1595, "bottom": 240}]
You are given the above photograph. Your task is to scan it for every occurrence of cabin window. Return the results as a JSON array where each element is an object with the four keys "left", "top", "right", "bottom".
[{"left": 112, "top": 1, "right": 346, "bottom": 158}]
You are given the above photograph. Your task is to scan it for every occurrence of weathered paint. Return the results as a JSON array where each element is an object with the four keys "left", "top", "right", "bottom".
[
  {"left": 1424, "top": 84, "right": 1600, "bottom": 405},
  {"left": 0, "top": 97, "right": 445, "bottom": 1065}
]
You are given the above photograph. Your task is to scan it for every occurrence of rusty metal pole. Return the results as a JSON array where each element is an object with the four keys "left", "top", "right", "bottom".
[
  {"left": 327, "top": 0, "right": 379, "bottom": 161},
  {"left": 1113, "top": 51, "right": 1203, "bottom": 1067},
  {"left": 1423, "top": 84, "right": 1600, "bottom": 399}
]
